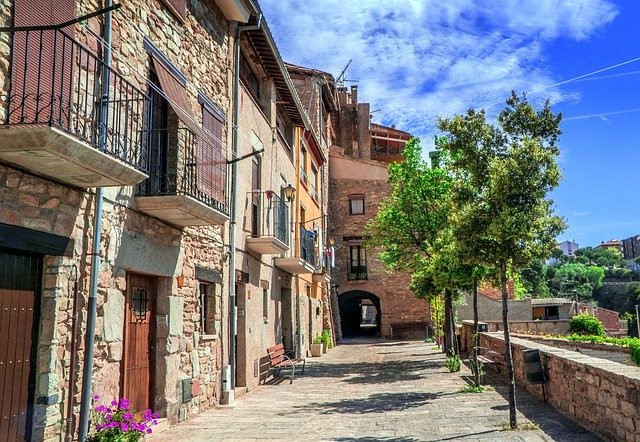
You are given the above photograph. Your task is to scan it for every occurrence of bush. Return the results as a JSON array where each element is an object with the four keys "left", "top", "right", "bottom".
[
  {"left": 569, "top": 314, "right": 605, "bottom": 336},
  {"left": 565, "top": 334, "right": 640, "bottom": 366},
  {"left": 320, "top": 329, "right": 333, "bottom": 349},
  {"left": 445, "top": 352, "right": 461, "bottom": 372}
]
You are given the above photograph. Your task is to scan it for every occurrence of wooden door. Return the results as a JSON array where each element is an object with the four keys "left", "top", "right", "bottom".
[
  {"left": 0, "top": 250, "right": 41, "bottom": 441},
  {"left": 122, "top": 274, "right": 156, "bottom": 414}
]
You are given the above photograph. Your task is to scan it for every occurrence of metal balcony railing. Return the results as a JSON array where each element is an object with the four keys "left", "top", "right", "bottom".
[
  {"left": 249, "top": 191, "right": 290, "bottom": 245},
  {"left": 299, "top": 224, "right": 316, "bottom": 267},
  {"left": 5, "top": 28, "right": 149, "bottom": 171},
  {"left": 348, "top": 265, "right": 369, "bottom": 280},
  {"left": 372, "top": 143, "right": 404, "bottom": 156},
  {"left": 138, "top": 127, "right": 227, "bottom": 215}
]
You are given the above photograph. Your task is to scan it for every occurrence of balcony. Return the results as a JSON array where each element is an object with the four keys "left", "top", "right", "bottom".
[
  {"left": 0, "top": 29, "right": 149, "bottom": 187},
  {"left": 274, "top": 224, "right": 316, "bottom": 274},
  {"left": 348, "top": 265, "right": 369, "bottom": 281},
  {"left": 246, "top": 191, "right": 290, "bottom": 255},
  {"left": 135, "top": 128, "right": 228, "bottom": 226}
]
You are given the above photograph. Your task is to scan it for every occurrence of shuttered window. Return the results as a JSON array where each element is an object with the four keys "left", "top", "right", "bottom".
[
  {"left": 161, "top": 0, "right": 186, "bottom": 20},
  {"left": 11, "top": 0, "right": 75, "bottom": 124},
  {"left": 200, "top": 105, "right": 226, "bottom": 204}
]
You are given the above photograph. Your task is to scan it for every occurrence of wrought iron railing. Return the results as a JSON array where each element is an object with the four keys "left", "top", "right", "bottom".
[
  {"left": 249, "top": 191, "right": 289, "bottom": 245},
  {"left": 372, "top": 143, "right": 404, "bottom": 156},
  {"left": 5, "top": 28, "right": 149, "bottom": 171},
  {"left": 348, "top": 265, "right": 368, "bottom": 280},
  {"left": 299, "top": 224, "right": 316, "bottom": 267},
  {"left": 138, "top": 127, "right": 227, "bottom": 215}
]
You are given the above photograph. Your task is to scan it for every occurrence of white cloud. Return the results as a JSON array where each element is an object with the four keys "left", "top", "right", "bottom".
[{"left": 260, "top": 0, "right": 618, "bottom": 144}]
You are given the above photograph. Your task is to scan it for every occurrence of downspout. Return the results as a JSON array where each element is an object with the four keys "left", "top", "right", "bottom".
[
  {"left": 229, "top": 13, "right": 262, "bottom": 392},
  {"left": 78, "top": 1, "right": 111, "bottom": 439}
]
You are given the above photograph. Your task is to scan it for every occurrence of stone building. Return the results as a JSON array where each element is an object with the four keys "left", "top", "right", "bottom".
[
  {"left": 328, "top": 86, "right": 432, "bottom": 339},
  {"left": 0, "top": 0, "right": 318, "bottom": 439}
]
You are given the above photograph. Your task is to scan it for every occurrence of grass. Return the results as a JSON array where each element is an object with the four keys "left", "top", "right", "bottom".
[
  {"left": 430, "top": 346, "right": 440, "bottom": 351},
  {"left": 458, "top": 385, "right": 485, "bottom": 394},
  {"left": 499, "top": 421, "right": 541, "bottom": 431}
]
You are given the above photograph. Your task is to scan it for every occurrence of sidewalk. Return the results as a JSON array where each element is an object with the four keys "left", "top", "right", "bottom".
[{"left": 151, "top": 339, "right": 600, "bottom": 441}]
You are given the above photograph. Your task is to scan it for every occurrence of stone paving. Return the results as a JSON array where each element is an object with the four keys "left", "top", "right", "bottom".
[{"left": 151, "top": 339, "right": 601, "bottom": 441}]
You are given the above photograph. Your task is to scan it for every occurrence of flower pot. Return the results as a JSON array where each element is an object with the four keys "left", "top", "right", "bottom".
[{"left": 310, "top": 343, "right": 323, "bottom": 357}]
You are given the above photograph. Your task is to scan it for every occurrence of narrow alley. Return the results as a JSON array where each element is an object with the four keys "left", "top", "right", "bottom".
[{"left": 151, "top": 340, "right": 599, "bottom": 441}]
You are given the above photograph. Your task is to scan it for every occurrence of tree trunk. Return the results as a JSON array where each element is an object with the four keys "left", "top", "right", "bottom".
[
  {"left": 444, "top": 288, "right": 456, "bottom": 355},
  {"left": 443, "top": 292, "right": 451, "bottom": 354},
  {"left": 501, "top": 260, "right": 517, "bottom": 429},
  {"left": 473, "top": 278, "right": 480, "bottom": 387}
]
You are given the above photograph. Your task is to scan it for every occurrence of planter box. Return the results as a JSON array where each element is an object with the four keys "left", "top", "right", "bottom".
[{"left": 310, "top": 343, "right": 323, "bottom": 357}]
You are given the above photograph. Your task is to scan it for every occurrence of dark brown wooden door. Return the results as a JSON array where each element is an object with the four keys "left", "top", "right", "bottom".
[
  {"left": 122, "top": 274, "right": 156, "bottom": 414},
  {"left": 0, "top": 250, "right": 41, "bottom": 441}
]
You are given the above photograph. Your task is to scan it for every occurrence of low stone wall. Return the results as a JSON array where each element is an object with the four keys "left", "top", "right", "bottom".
[
  {"left": 520, "top": 335, "right": 634, "bottom": 366},
  {"left": 482, "top": 320, "right": 571, "bottom": 336},
  {"left": 477, "top": 332, "right": 640, "bottom": 441}
]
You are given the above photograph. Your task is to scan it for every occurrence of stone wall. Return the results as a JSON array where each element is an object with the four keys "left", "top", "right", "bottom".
[
  {"left": 457, "top": 293, "right": 533, "bottom": 323},
  {"left": 0, "top": 0, "right": 234, "bottom": 438},
  {"left": 476, "top": 331, "right": 640, "bottom": 442},
  {"left": 328, "top": 154, "right": 431, "bottom": 339}
]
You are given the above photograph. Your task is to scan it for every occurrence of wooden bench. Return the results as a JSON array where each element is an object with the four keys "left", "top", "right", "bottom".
[
  {"left": 472, "top": 348, "right": 506, "bottom": 374},
  {"left": 267, "top": 343, "right": 306, "bottom": 384},
  {"left": 390, "top": 322, "right": 431, "bottom": 340}
]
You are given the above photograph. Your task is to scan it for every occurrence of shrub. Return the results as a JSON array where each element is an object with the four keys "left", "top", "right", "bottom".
[
  {"left": 90, "top": 396, "right": 157, "bottom": 441},
  {"left": 565, "top": 334, "right": 640, "bottom": 366},
  {"left": 569, "top": 314, "right": 605, "bottom": 336},
  {"left": 445, "top": 352, "right": 461, "bottom": 372},
  {"left": 320, "top": 329, "right": 333, "bottom": 349}
]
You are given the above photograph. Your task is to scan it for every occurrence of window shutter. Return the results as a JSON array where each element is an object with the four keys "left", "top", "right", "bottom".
[
  {"left": 11, "top": 0, "right": 75, "bottom": 124},
  {"left": 199, "top": 106, "right": 226, "bottom": 204},
  {"left": 164, "top": 0, "right": 186, "bottom": 19}
]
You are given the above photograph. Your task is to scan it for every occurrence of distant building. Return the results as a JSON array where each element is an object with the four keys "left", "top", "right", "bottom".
[
  {"left": 597, "top": 239, "right": 622, "bottom": 254},
  {"left": 622, "top": 235, "right": 640, "bottom": 260},
  {"left": 558, "top": 240, "right": 580, "bottom": 257}
]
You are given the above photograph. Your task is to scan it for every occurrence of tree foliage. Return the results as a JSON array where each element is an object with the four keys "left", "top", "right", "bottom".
[{"left": 437, "top": 92, "right": 566, "bottom": 429}]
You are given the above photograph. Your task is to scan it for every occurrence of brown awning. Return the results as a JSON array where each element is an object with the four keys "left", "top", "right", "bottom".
[{"left": 150, "top": 55, "right": 217, "bottom": 148}]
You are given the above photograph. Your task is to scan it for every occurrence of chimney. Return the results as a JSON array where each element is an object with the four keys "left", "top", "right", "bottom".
[
  {"left": 350, "top": 85, "right": 358, "bottom": 105},
  {"left": 391, "top": 124, "right": 396, "bottom": 129}
]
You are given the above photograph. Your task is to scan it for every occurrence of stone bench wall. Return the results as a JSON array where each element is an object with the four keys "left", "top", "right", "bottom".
[{"left": 477, "top": 331, "right": 640, "bottom": 441}]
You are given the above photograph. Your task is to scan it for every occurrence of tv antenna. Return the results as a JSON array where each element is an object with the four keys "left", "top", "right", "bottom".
[{"left": 336, "top": 59, "right": 352, "bottom": 87}]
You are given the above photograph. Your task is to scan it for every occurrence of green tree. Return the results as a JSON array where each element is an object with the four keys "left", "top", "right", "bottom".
[
  {"left": 365, "top": 138, "right": 460, "bottom": 354},
  {"left": 575, "top": 246, "right": 625, "bottom": 268},
  {"left": 519, "top": 260, "right": 550, "bottom": 298},
  {"left": 438, "top": 92, "right": 566, "bottom": 429},
  {"left": 550, "top": 262, "right": 604, "bottom": 300}
]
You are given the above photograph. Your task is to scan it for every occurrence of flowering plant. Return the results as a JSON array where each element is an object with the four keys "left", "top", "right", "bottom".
[{"left": 90, "top": 395, "right": 158, "bottom": 441}]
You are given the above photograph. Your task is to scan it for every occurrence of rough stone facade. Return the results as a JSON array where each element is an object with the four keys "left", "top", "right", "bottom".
[{"left": 0, "top": 0, "right": 236, "bottom": 439}]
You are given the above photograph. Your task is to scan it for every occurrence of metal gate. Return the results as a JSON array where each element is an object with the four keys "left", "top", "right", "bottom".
[{"left": 0, "top": 249, "right": 42, "bottom": 441}]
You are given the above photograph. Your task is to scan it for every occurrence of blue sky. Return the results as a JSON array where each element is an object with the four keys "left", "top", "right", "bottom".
[{"left": 260, "top": 0, "right": 640, "bottom": 248}]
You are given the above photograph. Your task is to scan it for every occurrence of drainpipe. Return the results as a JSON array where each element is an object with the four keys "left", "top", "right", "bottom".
[
  {"left": 229, "top": 14, "right": 262, "bottom": 393},
  {"left": 78, "top": 1, "right": 111, "bottom": 440}
]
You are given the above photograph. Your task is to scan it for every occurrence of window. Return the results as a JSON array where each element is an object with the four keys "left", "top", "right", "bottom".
[
  {"left": 349, "top": 244, "right": 368, "bottom": 280},
  {"left": 240, "top": 54, "right": 260, "bottom": 103},
  {"left": 199, "top": 283, "right": 217, "bottom": 335},
  {"left": 251, "top": 156, "right": 260, "bottom": 235},
  {"left": 349, "top": 194, "right": 364, "bottom": 215},
  {"left": 311, "top": 165, "right": 318, "bottom": 200},
  {"left": 263, "top": 289, "right": 269, "bottom": 319},
  {"left": 199, "top": 100, "right": 226, "bottom": 204},
  {"left": 300, "top": 146, "right": 308, "bottom": 185},
  {"left": 161, "top": 0, "right": 186, "bottom": 19}
]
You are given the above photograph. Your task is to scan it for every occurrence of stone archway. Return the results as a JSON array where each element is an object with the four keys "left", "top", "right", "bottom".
[{"left": 338, "top": 290, "right": 381, "bottom": 337}]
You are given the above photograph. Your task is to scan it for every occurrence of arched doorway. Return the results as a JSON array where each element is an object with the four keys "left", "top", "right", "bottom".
[{"left": 339, "top": 290, "right": 381, "bottom": 337}]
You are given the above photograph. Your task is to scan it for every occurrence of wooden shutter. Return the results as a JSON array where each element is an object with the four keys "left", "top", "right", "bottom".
[
  {"left": 11, "top": 0, "right": 75, "bottom": 124},
  {"left": 166, "top": 0, "right": 186, "bottom": 18},
  {"left": 199, "top": 106, "right": 226, "bottom": 203}
]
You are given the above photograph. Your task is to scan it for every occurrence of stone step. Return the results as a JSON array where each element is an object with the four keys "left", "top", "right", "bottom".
[{"left": 146, "top": 418, "right": 169, "bottom": 439}]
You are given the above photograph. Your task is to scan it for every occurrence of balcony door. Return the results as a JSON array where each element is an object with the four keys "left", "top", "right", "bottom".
[{"left": 144, "top": 73, "right": 170, "bottom": 196}]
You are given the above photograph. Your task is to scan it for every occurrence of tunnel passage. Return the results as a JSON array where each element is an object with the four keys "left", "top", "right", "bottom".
[{"left": 339, "top": 290, "right": 381, "bottom": 337}]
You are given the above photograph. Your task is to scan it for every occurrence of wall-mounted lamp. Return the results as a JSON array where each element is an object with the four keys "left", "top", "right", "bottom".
[
  {"left": 329, "top": 236, "right": 335, "bottom": 246},
  {"left": 283, "top": 184, "right": 296, "bottom": 201},
  {"left": 265, "top": 190, "right": 274, "bottom": 200}
]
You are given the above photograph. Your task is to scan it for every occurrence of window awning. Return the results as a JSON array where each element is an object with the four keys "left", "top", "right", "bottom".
[{"left": 150, "top": 55, "right": 217, "bottom": 148}]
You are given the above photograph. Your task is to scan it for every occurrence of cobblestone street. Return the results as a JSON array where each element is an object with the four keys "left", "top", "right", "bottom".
[{"left": 151, "top": 339, "right": 599, "bottom": 441}]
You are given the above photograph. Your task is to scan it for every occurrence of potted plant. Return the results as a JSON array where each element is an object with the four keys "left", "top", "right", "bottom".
[
  {"left": 310, "top": 336, "right": 324, "bottom": 357},
  {"left": 320, "top": 329, "right": 333, "bottom": 353},
  {"left": 90, "top": 395, "right": 158, "bottom": 441}
]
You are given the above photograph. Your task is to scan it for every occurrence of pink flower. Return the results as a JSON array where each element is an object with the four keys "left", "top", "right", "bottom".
[
  {"left": 120, "top": 423, "right": 129, "bottom": 432},
  {"left": 146, "top": 428, "right": 153, "bottom": 434},
  {"left": 92, "top": 394, "right": 100, "bottom": 401}
]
